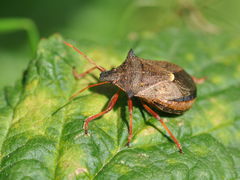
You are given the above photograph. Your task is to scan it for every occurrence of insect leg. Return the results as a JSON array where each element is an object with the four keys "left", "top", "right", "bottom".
[
  {"left": 70, "top": 81, "right": 110, "bottom": 100},
  {"left": 142, "top": 102, "right": 183, "bottom": 153},
  {"left": 84, "top": 89, "right": 121, "bottom": 135},
  {"left": 127, "top": 98, "right": 133, "bottom": 146},
  {"left": 192, "top": 76, "right": 206, "bottom": 84},
  {"left": 72, "top": 66, "right": 98, "bottom": 79},
  {"left": 64, "top": 41, "right": 106, "bottom": 72}
]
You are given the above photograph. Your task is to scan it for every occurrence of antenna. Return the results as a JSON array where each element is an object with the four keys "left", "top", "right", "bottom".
[{"left": 64, "top": 41, "right": 106, "bottom": 72}]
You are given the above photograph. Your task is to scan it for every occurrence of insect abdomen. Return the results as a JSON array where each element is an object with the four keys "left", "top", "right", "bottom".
[{"left": 154, "top": 98, "right": 196, "bottom": 114}]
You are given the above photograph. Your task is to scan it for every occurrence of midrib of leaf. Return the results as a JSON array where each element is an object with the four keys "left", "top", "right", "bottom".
[
  {"left": 52, "top": 105, "right": 68, "bottom": 179},
  {"left": 92, "top": 145, "right": 133, "bottom": 180}
]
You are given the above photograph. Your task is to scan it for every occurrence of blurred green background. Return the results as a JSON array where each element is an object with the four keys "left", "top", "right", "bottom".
[{"left": 0, "top": 0, "right": 239, "bottom": 89}]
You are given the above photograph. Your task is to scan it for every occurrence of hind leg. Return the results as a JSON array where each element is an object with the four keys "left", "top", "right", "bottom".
[
  {"left": 192, "top": 76, "right": 206, "bottom": 84},
  {"left": 142, "top": 102, "right": 183, "bottom": 153}
]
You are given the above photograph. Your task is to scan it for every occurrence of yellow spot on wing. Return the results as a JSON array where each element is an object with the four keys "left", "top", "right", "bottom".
[
  {"left": 169, "top": 73, "right": 175, "bottom": 81},
  {"left": 140, "top": 83, "right": 145, "bottom": 87}
]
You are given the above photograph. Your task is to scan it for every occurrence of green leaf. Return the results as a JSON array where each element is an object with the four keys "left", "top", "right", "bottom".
[{"left": 0, "top": 31, "right": 240, "bottom": 179}]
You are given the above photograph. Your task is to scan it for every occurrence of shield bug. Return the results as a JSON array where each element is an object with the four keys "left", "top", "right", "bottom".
[{"left": 65, "top": 42, "right": 204, "bottom": 153}]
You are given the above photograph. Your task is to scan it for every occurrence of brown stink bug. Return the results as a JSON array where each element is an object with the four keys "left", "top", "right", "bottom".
[{"left": 64, "top": 41, "right": 204, "bottom": 153}]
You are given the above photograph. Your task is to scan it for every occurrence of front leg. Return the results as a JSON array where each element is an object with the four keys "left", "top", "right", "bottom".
[
  {"left": 84, "top": 89, "right": 120, "bottom": 134},
  {"left": 72, "top": 66, "right": 97, "bottom": 80}
]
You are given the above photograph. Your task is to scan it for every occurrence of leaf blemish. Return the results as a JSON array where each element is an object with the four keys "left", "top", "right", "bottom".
[
  {"left": 74, "top": 132, "right": 85, "bottom": 139},
  {"left": 141, "top": 126, "right": 157, "bottom": 136},
  {"left": 178, "top": 121, "right": 184, "bottom": 126},
  {"left": 138, "top": 153, "right": 149, "bottom": 158},
  {"left": 75, "top": 167, "right": 88, "bottom": 175},
  {"left": 120, "top": 160, "right": 125, "bottom": 164}
]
